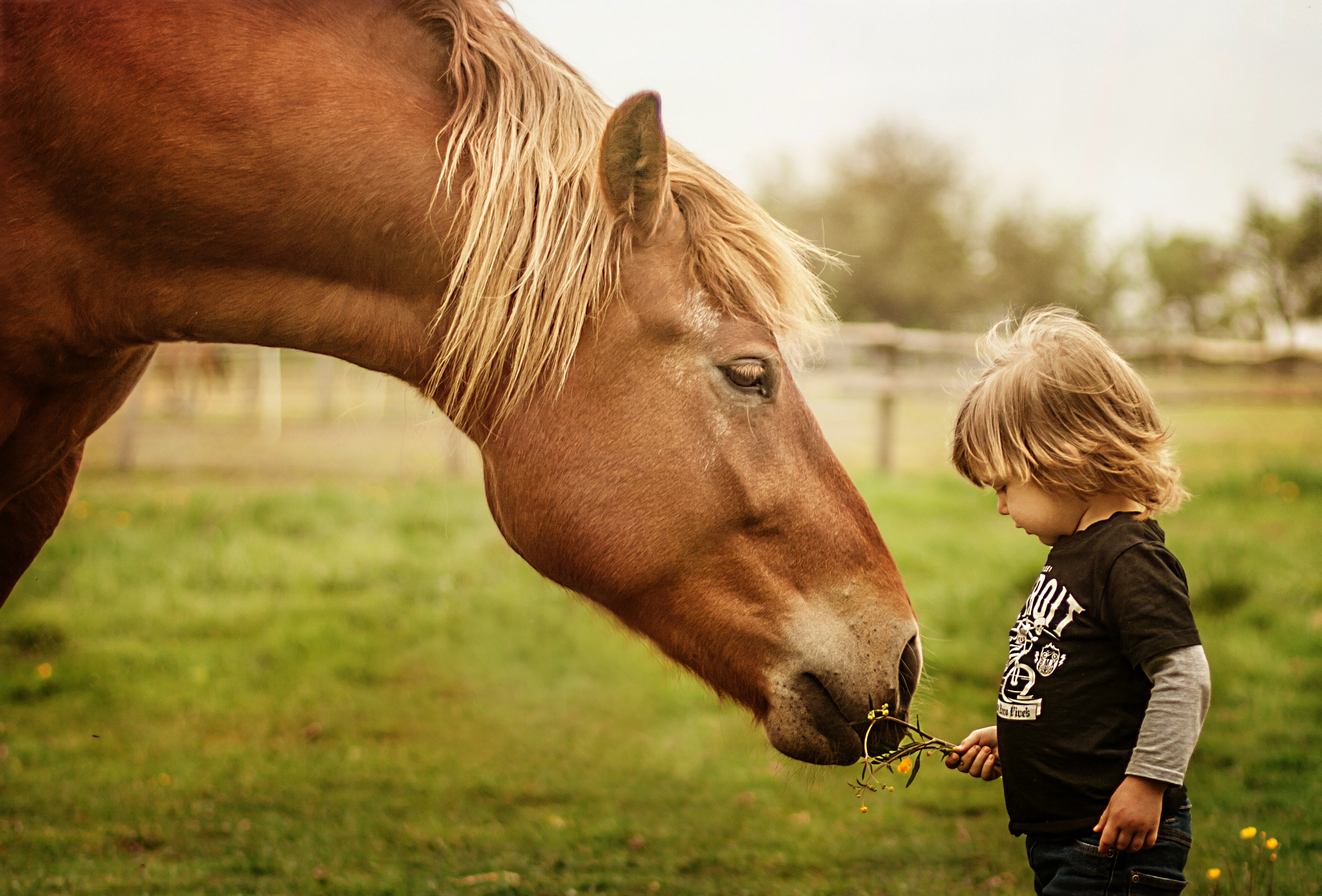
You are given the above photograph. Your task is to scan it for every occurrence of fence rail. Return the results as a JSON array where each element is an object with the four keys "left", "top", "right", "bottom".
[
  {"left": 829, "top": 323, "right": 1322, "bottom": 365},
  {"left": 810, "top": 324, "right": 1322, "bottom": 470}
]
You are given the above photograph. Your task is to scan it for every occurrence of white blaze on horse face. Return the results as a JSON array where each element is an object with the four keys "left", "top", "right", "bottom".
[
  {"left": 683, "top": 289, "right": 722, "bottom": 340},
  {"left": 663, "top": 290, "right": 730, "bottom": 470},
  {"left": 663, "top": 288, "right": 720, "bottom": 383}
]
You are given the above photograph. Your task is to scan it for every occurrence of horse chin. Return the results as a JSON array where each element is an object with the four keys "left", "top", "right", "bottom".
[{"left": 762, "top": 673, "right": 907, "bottom": 766}]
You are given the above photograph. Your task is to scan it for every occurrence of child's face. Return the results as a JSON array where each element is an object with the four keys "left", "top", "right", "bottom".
[{"left": 994, "top": 480, "right": 1088, "bottom": 546}]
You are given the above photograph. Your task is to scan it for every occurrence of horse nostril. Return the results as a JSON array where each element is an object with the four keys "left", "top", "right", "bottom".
[{"left": 898, "top": 634, "right": 922, "bottom": 713}]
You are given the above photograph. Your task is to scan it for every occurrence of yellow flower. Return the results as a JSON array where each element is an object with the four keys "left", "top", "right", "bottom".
[
  {"left": 1207, "top": 869, "right": 1221, "bottom": 880},
  {"left": 1265, "top": 837, "right": 1278, "bottom": 849},
  {"left": 896, "top": 758, "right": 913, "bottom": 774},
  {"left": 1240, "top": 827, "right": 1257, "bottom": 839},
  {"left": 859, "top": 806, "right": 868, "bottom": 814},
  {"left": 37, "top": 663, "right": 52, "bottom": 679}
]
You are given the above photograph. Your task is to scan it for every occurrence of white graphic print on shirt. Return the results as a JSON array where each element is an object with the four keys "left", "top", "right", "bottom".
[{"left": 997, "top": 571, "right": 1085, "bottom": 721}]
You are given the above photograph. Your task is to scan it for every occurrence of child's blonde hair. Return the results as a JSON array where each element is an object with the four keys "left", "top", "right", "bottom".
[{"left": 950, "top": 307, "right": 1188, "bottom": 514}]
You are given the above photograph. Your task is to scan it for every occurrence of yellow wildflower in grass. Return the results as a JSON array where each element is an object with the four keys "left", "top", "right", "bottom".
[
  {"left": 1206, "top": 868, "right": 1221, "bottom": 880},
  {"left": 1240, "top": 826, "right": 1257, "bottom": 839},
  {"left": 896, "top": 758, "right": 913, "bottom": 775},
  {"left": 37, "top": 663, "right": 52, "bottom": 679},
  {"left": 1265, "top": 837, "right": 1278, "bottom": 849}
]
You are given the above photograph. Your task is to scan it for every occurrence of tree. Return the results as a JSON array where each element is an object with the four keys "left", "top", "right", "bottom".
[
  {"left": 1142, "top": 232, "right": 1240, "bottom": 335},
  {"left": 1239, "top": 140, "right": 1322, "bottom": 340},
  {"left": 979, "top": 205, "right": 1120, "bottom": 326},
  {"left": 761, "top": 124, "right": 1121, "bottom": 329},
  {"left": 1242, "top": 194, "right": 1322, "bottom": 339},
  {"left": 760, "top": 125, "right": 977, "bottom": 328}
]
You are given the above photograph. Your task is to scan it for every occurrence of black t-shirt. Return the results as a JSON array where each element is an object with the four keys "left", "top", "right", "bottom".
[{"left": 996, "top": 513, "right": 1201, "bottom": 836}]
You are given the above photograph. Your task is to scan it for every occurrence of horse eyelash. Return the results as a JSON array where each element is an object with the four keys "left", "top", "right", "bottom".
[{"left": 726, "top": 362, "right": 765, "bottom": 387}]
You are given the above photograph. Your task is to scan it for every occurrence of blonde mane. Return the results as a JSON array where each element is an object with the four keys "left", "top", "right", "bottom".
[{"left": 405, "top": 0, "right": 834, "bottom": 431}]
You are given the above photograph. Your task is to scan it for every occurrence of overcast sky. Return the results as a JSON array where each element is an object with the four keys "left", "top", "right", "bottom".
[{"left": 510, "top": 0, "right": 1322, "bottom": 245}]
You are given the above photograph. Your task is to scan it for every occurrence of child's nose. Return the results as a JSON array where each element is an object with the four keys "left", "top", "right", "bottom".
[{"left": 996, "top": 495, "right": 1009, "bottom": 515}]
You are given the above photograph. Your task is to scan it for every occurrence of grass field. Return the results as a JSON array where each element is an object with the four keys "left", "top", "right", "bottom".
[{"left": 1, "top": 395, "right": 1320, "bottom": 895}]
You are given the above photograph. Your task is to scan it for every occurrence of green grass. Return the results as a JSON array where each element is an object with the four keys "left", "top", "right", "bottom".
[{"left": 1, "top": 404, "right": 1320, "bottom": 895}]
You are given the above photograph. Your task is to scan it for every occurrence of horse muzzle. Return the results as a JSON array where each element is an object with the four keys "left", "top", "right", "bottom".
[{"left": 763, "top": 622, "right": 922, "bottom": 766}]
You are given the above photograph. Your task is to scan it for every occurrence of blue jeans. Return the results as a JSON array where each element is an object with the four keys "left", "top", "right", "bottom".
[{"left": 1025, "top": 804, "right": 1193, "bottom": 895}]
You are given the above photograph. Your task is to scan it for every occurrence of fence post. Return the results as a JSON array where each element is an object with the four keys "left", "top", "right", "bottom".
[
  {"left": 872, "top": 340, "right": 899, "bottom": 472},
  {"left": 875, "top": 390, "right": 895, "bottom": 472},
  {"left": 258, "top": 347, "right": 282, "bottom": 441},
  {"left": 315, "top": 354, "right": 336, "bottom": 420},
  {"left": 115, "top": 375, "right": 148, "bottom": 472}
]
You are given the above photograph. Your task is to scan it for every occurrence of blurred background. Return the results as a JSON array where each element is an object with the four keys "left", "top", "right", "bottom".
[{"left": 4, "top": 3, "right": 1321, "bottom": 893}]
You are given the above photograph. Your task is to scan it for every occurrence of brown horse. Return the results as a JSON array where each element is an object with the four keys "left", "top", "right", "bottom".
[{"left": 0, "top": 0, "right": 920, "bottom": 765}]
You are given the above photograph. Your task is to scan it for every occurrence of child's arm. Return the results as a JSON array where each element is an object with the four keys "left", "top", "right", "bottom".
[
  {"left": 1126, "top": 645, "right": 1211, "bottom": 785},
  {"left": 1095, "top": 645, "right": 1212, "bottom": 853},
  {"left": 943, "top": 725, "right": 1001, "bottom": 780}
]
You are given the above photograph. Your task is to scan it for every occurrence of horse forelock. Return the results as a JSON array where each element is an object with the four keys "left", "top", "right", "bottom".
[
  {"left": 404, "top": 0, "right": 835, "bottom": 433},
  {"left": 667, "top": 155, "right": 838, "bottom": 368}
]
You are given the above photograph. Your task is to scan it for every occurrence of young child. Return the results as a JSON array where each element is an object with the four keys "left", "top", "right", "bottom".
[{"left": 943, "top": 307, "right": 1211, "bottom": 895}]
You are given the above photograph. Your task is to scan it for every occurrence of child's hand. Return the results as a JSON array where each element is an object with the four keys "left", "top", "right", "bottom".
[
  {"left": 943, "top": 726, "right": 1001, "bottom": 780},
  {"left": 1094, "top": 775, "right": 1167, "bottom": 853}
]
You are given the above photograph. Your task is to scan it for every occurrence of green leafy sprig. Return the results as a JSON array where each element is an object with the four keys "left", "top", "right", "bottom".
[{"left": 851, "top": 704, "right": 958, "bottom": 811}]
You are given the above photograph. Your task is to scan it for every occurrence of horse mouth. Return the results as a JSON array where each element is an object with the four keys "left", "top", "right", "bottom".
[
  {"left": 763, "top": 633, "right": 921, "bottom": 766},
  {"left": 764, "top": 672, "right": 905, "bottom": 766}
]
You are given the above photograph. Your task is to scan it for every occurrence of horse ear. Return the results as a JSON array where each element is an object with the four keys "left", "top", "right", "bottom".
[{"left": 599, "top": 91, "right": 672, "bottom": 243}]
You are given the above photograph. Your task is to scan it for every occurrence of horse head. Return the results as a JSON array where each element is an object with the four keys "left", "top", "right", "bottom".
[
  {"left": 480, "top": 93, "right": 921, "bottom": 765},
  {"left": 0, "top": 0, "right": 917, "bottom": 767}
]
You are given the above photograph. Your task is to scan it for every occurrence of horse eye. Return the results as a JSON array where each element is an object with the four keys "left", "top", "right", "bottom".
[{"left": 724, "top": 361, "right": 767, "bottom": 393}]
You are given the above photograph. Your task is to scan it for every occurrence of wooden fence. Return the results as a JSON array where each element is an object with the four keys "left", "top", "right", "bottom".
[
  {"left": 107, "top": 329, "right": 1322, "bottom": 475},
  {"left": 808, "top": 324, "right": 1322, "bottom": 471}
]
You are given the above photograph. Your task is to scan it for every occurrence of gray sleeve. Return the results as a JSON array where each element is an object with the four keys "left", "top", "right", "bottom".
[{"left": 1126, "top": 644, "right": 1212, "bottom": 785}]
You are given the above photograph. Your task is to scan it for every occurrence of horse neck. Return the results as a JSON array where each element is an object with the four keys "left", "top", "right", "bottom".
[
  {"left": 140, "top": 266, "right": 453, "bottom": 397},
  {"left": 15, "top": 0, "right": 482, "bottom": 423},
  {"left": 118, "top": 148, "right": 520, "bottom": 442}
]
